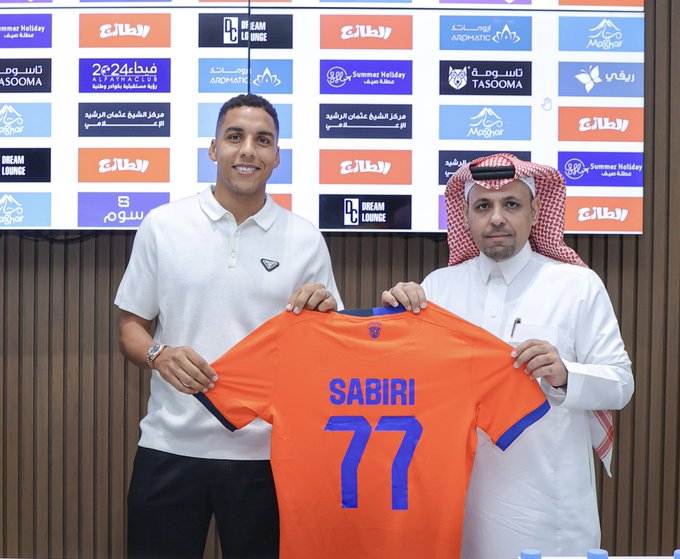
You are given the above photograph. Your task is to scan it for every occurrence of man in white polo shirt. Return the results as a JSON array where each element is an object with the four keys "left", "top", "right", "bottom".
[{"left": 115, "top": 93, "right": 342, "bottom": 559}]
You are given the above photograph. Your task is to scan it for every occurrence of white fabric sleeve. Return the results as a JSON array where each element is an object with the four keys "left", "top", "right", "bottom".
[
  {"left": 561, "top": 271, "right": 634, "bottom": 411},
  {"left": 113, "top": 213, "right": 160, "bottom": 321}
]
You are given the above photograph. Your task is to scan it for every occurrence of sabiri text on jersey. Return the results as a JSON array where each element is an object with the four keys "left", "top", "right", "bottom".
[{"left": 329, "top": 377, "right": 415, "bottom": 406}]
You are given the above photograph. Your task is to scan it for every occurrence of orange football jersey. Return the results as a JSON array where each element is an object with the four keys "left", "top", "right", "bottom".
[{"left": 197, "top": 303, "right": 549, "bottom": 559}]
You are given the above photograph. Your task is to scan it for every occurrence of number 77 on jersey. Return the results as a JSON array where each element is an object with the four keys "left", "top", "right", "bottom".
[{"left": 325, "top": 415, "right": 423, "bottom": 511}]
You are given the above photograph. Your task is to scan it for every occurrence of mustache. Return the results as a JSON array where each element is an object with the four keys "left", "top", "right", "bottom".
[{"left": 483, "top": 225, "right": 513, "bottom": 237}]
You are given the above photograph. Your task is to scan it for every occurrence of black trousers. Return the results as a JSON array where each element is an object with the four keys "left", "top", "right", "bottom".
[{"left": 127, "top": 447, "right": 279, "bottom": 559}]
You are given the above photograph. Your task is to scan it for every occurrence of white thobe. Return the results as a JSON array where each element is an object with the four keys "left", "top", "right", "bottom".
[{"left": 421, "top": 243, "right": 633, "bottom": 559}]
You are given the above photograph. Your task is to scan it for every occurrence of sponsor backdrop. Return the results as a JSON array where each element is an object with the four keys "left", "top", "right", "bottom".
[{"left": 0, "top": 0, "right": 644, "bottom": 233}]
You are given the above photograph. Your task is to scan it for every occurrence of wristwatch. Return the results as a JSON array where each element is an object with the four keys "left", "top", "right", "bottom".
[{"left": 146, "top": 342, "right": 167, "bottom": 369}]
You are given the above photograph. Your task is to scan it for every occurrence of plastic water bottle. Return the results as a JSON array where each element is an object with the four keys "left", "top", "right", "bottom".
[
  {"left": 586, "top": 549, "right": 608, "bottom": 559},
  {"left": 519, "top": 550, "right": 541, "bottom": 559}
]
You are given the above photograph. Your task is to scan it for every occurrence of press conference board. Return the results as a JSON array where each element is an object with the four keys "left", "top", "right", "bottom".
[{"left": 0, "top": 0, "right": 644, "bottom": 233}]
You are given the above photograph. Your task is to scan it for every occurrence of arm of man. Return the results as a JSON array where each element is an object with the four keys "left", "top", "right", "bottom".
[
  {"left": 513, "top": 272, "right": 633, "bottom": 411},
  {"left": 381, "top": 281, "right": 428, "bottom": 313},
  {"left": 118, "top": 309, "right": 217, "bottom": 396}
]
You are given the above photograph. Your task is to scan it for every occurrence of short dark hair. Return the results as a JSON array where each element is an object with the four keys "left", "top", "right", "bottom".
[{"left": 215, "top": 93, "right": 280, "bottom": 137}]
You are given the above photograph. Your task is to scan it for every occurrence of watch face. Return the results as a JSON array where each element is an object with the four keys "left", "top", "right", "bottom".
[{"left": 148, "top": 342, "right": 162, "bottom": 357}]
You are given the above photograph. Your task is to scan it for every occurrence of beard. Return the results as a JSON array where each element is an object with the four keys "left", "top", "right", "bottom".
[
  {"left": 481, "top": 226, "right": 516, "bottom": 261},
  {"left": 482, "top": 245, "right": 516, "bottom": 261}
]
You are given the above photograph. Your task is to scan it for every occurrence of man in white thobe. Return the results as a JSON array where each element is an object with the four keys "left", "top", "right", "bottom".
[{"left": 383, "top": 153, "right": 634, "bottom": 559}]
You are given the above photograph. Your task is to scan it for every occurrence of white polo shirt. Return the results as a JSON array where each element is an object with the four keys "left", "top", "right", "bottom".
[{"left": 115, "top": 186, "right": 342, "bottom": 460}]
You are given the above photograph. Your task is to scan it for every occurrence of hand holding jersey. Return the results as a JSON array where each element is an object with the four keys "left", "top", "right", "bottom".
[
  {"left": 286, "top": 282, "right": 338, "bottom": 315},
  {"left": 511, "top": 338, "right": 568, "bottom": 388},
  {"left": 145, "top": 282, "right": 338, "bottom": 395},
  {"left": 382, "top": 285, "right": 568, "bottom": 389}
]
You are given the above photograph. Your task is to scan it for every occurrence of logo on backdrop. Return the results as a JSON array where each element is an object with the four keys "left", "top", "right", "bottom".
[
  {"left": 0, "top": 59, "right": 51, "bottom": 93},
  {"left": 0, "top": 194, "right": 24, "bottom": 225},
  {"left": 0, "top": 13, "right": 51, "bottom": 47},
  {"left": 558, "top": 152, "right": 643, "bottom": 187},
  {"left": 558, "top": 62, "right": 643, "bottom": 97},
  {"left": 0, "top": 103, "right": 51, "bottom": 137},
  {"left": 77, "top": 192, "right": 169, "bottom": 227},
  {"left": 320, "top": 15, "right": 412, "bottom": 49},
  {"left": 79, "top": 58, "right": 171, "bottom": 93},
  {"left": 558, "top": 107, "right": 643, "bottom": 142},
  {"left": 0, "top": 192, "right": 51, "bottom": 227},
  {"left": 565, "top": 197, "right": 642, "bottom": 233},
  {"left": 320, "top": 194, "right": 412, "bottom": 230},
  {"left": 0, "top": 148, "right": 50, "bottom": 182},
  {"left": 199, "top": 59, "right": 292, "bottom": 93},
  {"left": 198, "top": 14, "right": 293, "bottom": 48},
  {"left": 559, "top": 16, "right": 644, "bottom": 52},
  {"left": 78, "top": 148, "right": 169, "bottom": 182},
  {"left": 439, "top": 16, "right": 531, "bottom": 50},
  {"left": 320, "top": 104, "right": 411, "bottom": 139},
  {"left": 440, "top": 105, "right": 532, "bottom": 140},
  {"left": 320, "top": 60, "right": 412, "bottom": 95},
  {"left": 78, "top": 103, "right": 170, "bottom": 137},
  {"left": 439, "top": 61, "right": 531, "bottom": 95},
  {"left": 78, "top": 13, "right": 171, "bottom": 48},
  {"left": 319, "top": 150, "right": 412, "bottom": 185}
]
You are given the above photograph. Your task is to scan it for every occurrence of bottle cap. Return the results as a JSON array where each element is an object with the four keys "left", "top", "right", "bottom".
[
  {"left": 519, "top": 550, "right": 541, "bottom": 559},
  {"left": 586, "top": 549, "right": 608, "bottom": 559}
]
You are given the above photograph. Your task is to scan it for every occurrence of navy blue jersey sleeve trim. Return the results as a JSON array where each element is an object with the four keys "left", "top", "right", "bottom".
[
  {"left": 339, "top": 304, "right": 407, "bottom": 317},
  {"left": 495, "top": 400, "right": 550, "bottom": 450},
  {"left": 194, "top": 393, "right": 237, "bottom": 432}
]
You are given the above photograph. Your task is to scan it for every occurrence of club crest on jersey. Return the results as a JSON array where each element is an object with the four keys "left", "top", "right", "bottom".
[
  {"left": 368, "top": 321, "right": 382, "bottom": 339},
  {"left": 260, "top": 258, "right": 280, "bottom": 272}
]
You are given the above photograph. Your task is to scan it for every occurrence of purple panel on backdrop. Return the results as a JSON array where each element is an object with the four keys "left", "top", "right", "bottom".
[
  {"left": 320, "top": 60, "right": 412, "bottom": 95},
  {"left": 438, "top": 195, "right": 446, "bottom": 230},
  {"left": 78, "top": 192, "right": 169, "bottom": 227},
  {"left": 79, "top": 59, "right": 170, "bottom": 93},
  {"left": 441, "top": 0, "right": 531, "bottom": 3},
  {"left": 0, "top": 14, "right": 51, "bottom": 48}
]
